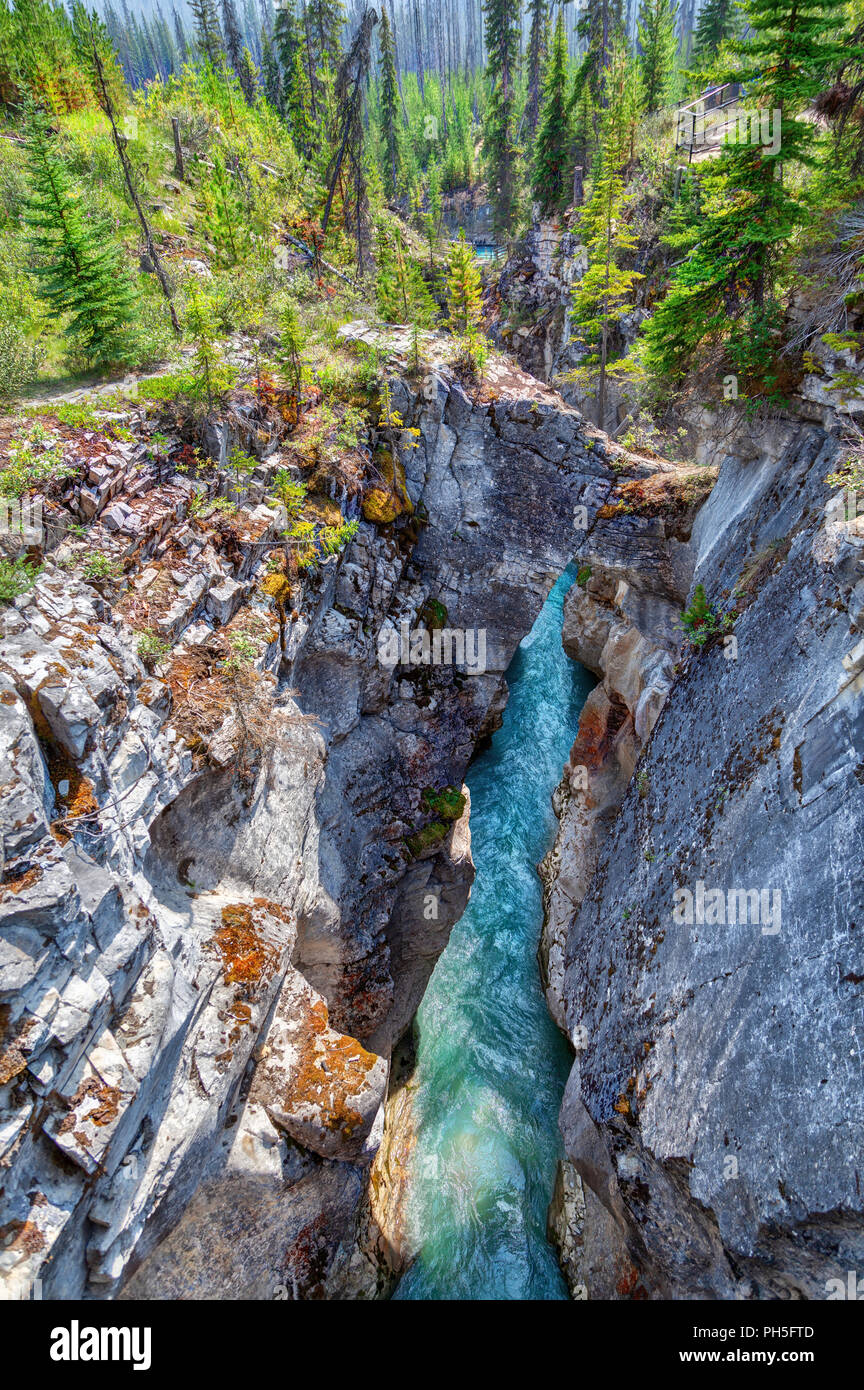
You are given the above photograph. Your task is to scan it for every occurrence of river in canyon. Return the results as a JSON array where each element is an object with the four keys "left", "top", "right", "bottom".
[{"left": 394, "top": 569, "right": 594, "bottom": 1300}]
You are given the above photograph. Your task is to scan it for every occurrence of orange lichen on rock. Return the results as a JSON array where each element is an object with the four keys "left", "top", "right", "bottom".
[
  {"left": 1, "top": 865, "right": 43, "bottom": 896},
  {"left": 58, "top": 1075, "right": 124, "bottom": 1132},
  {"left": 209, "top": 899, "right": 290, "bottom": 991},
  {"left": 0, "top": 1218, "right": 46, "bottom": 1255},
  {"left": 260, "top": 572, "right": 293, "bottom": 608},
  {"left": 288, "top": 998, "right": 379, "bottom": 1139},
  {"left": 0, "top": 1013, "right": 34, "bottom": 1086},
  {"left": 597, "top": 468, "right": 717, "bottom": 521}
]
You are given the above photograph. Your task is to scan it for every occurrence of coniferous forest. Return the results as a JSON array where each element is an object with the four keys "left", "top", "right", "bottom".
[{"left": 2, "top": 0, "right": 864, "bottom": 427}]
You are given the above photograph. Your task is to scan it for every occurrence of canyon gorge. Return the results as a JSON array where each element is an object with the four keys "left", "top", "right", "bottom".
[{"left": 1, "top": 305, "right": 861, "bottom": 1302}]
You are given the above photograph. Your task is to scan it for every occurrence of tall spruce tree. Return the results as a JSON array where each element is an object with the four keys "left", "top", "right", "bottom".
[
  {"left": 307, "top": 0, "right": 345, "bottom": 67},
  {"left": 261, "top": 33, "right": 282, "bottom": 107},
  {"left": 189, "top": 0, "right": 224, "bottom": 65},
  {"left": 287, "top": 45, "right": 313, "bottom": 151},
  {"left": 524, "top": 0, "right": 548, "bottom": 136},
  {"left": 378, "top": 6, "right": 401, "bottom": 199},
  {"left": 273, "top": 0, "right": 299, "bottom": 85},
  {"left": 376, "top": 224, "right": 436, "bottom": 325},
  {"left": 570, "top": 62, "right": 596, "bottom": 205},
  {"left": 21, "top": 100, "right": 137, "bottom": 365},
  {"left": 172, "top": 6, "right": 189, "bottom": 64},
  {"left": 637, "top": 0, "right": 677, "bottom": 112},
  {"left": 577, "top": 0, "right": 623, "bottom": 105},
  {"left": 531, "top": 10, "right": 572, "bottom": 214},
  {"left": 221, "top": 0, "right": 245, "bottom": 73},
  {"left": 446, "top": 228, "right": 484, "bottom": 334},
  {"left": 571, "top": 42, "right": 643, "bottom": 429},
  {"left": 237, "top": 44, "right": 258, "bottom": 100},
  {"left": 690, "top": 0, "right": 738, "bottom": 68},
  {"left": 483, "top": 0, "right": 522, "bottom": 239}
]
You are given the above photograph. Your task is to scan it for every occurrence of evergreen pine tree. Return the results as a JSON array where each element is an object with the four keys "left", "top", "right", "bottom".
[
  {"left": 172, "top": 7, "right": 189, "bottom": 65},
  {"left": 307, "top": 0, "right": 345, "bottom": 67},
  {"left": 524, "top": 0, "right": 548, "bottom": 136},
  {"left": 186, "top": 290, "right": 222, "bottom": 407},
  {"left": 321, "top": 8, "right": 376, "bottom": 270},
  {"left": 376, "top": 224, "right": 436, "bottom": 325},
  {"left": 275, "top": 296, "right": 305, "bottom": 412},
  {"left": 261, "top": 33, "right": 282, "bottom": 108},
  {"left": 221, "top": 0, "right": 245, "bottom": 74},
  {"left": 237, "top": 44, "right": 259, "bottom": 100},
  {"left": 571, "top": 42, "right": 643, "bottom": 429},
  {"left": 638, "top": 0, "right": 677, "bottom": 112},
  {"left": 21, "top": 100, "right": 137, "bottom": 365},
  {"left": 189, "top": 0, "right": 224, "bottom": 66},
  {"left": 446, "top": 228, "right": 484, "bottom": 335},
  {"left": 577, "top": 0, "right": 623, "bottom": 105},
  {"left": 287, "top": 46, "right": 313, "bottom": 152},
  {"left": 483, "top": 0, "right": 522, "bottom": 240},
  {"left": 378, "top": 6, "right": 401, "bottom": 200},
  {"left": 204, "top": 150, "right": 248, "bottom": 263},
  {"left": 570, "top": 63, "right": 596, "bottom": 205},
  {"left": 425, "top": 159, "right": 442, "bottom": 266},
  {"left": 273, "top": 0, "right": 299, "bottom": 85},
  {"left": 690, "top": 0, "right": 737, "bottom": 68},
  {"left": 531, "top": 10, "right": 572, "bottom": 215}
]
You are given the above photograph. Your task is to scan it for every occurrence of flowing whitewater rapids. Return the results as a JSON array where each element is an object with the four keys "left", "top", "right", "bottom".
[{"left": 394, "top": 570, "right": 594, "bottom": 1301}]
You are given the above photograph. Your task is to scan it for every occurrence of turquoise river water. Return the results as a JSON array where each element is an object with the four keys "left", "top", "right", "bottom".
[{"left": 394, "top": 569, "right": 594, "bottom": 1301}]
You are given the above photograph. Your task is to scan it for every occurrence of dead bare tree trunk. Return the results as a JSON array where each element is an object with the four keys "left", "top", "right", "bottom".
[
  {"left": 413, "top": 0, "right": 425, "bottom": 98},
  {"left": 171, "top": 116, "right": 185, "bottom": 179},
  {"left": 321, "top": 7, "right": 378, "bottom": 272},
  {"left": 88, "top": 26, "right": 180, "bottom": 334}
]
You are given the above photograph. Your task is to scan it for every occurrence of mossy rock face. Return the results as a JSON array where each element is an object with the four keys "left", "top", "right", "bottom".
[
  {"left": 261, "top": 572, "right": 293, "bottom": 607},
  {"left": 362, "top": 487, "right": 403, "bottom": 523},
  {"left": 405, "top": 820, "right": 449, "bottom": 857},
  {"left": 419, "top": 596, "right": 448, "bottom": 630},
  {"left": 421, "top": 785, "right": 466, "bottom": 822},
  {"left": 362, "top": 448, "right": 413, "bottom": 525},
  {"left": 305, "top": 493, "right": 345, "bottom": 527}
]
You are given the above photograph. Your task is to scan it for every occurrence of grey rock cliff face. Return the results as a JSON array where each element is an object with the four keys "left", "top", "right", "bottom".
[
  {"left": 0, "top": 350, "right": 615, "bottom": 1299},
  {"left": 548, "top": 420, "right": 864, "bottom": 1298}
]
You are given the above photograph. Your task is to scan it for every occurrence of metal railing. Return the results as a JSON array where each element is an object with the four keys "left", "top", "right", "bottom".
[{"left": 674, "top": 83, "right": 744, "bottom": 162}]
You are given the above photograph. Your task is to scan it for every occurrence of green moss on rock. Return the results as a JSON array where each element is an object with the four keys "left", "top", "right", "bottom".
[
  {"left": 419, "top": 596, "right": 448, "bottom": 630},
  {"left": 421, "top": 785, "right": 466, "bottom": 821},
  {"left": 405, "top": 820, "right": 449, "bottom": 857}
]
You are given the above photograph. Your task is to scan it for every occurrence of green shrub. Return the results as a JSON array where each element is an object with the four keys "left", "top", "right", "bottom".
[
  {"left": 0, "top": 319, "right": 45, "bottom": 407},
  {"left": 0, "top": 429, "right": 76, "bottom": 497},
  {"left": 83, "top": 552, "right": 121, "bottom": 582},
  {"left": 319, "top": 518, "right": 359, "bottom": 556},
  {"left": 405, "top": 820, "right": 449, "bottom": 857},
  {"left": 0, "top": 555, "right": 40, "bottom": 605},
  {"left": 136, "top": 628, "right": 170, "bottom": 669},
  {"left": 271, "top": 470, "right": 306, "bottom": 516},
  {"left": 679, "top": 583, "right": 733, "bottom": 648}
]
